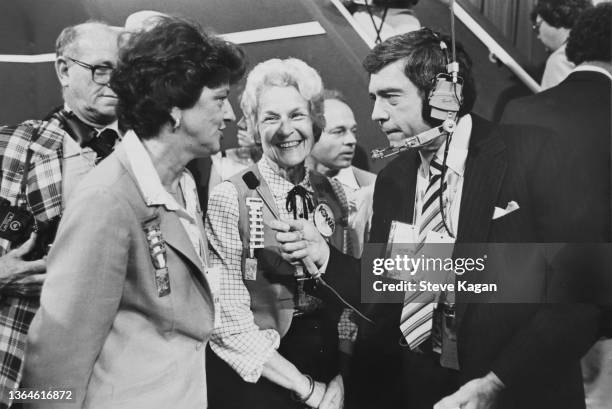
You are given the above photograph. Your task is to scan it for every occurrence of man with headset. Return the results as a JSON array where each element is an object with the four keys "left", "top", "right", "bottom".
[{"left": 273, "top": 29, "right": 600, "bottom": 409}]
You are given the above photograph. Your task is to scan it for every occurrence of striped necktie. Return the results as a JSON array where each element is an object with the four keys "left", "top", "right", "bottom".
[{"left": 400, "top": 158, "right": 447, "bottom": 350}]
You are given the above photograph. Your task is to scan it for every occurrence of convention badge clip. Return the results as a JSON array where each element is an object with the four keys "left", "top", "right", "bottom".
[
  {"left": 245, "top": 197, "right": 264, "bottom": 280},
  {"left": 143, "top": 218, "right": 170, "bottom": 297},
  {"left": 313, "top": 203, "right": 335, "bottom": 238}
]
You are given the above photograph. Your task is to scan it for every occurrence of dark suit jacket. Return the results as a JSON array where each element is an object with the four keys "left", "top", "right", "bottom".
[
  {"left": 349, "top": 115, "right": 601, "bottom": 409},
  {"left": 501, "top": 70, "right": 611, "bottom": 242}
]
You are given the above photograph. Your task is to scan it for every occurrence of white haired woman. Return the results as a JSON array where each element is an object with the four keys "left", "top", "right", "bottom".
[{"left": 206, "top": 58, "right": 351, "bottom": 409}]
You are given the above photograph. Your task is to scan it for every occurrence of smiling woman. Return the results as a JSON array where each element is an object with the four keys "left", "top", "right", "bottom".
[{"left": 206, "top": 58, "right": 351, "bottom": 409}]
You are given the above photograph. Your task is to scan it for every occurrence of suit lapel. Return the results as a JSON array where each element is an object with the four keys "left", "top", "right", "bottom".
[
  {"left": 115, "top": 145, "right": 205, "bottom": 274},
  {"left": 454, "top": 117, "right": 506, "bottom": 324},
  {"left": 456, "top": 118, "right": 506, "bottom": 243},
  {"left": 159, "top": 209, "right": 205, "bottom": 273},
  {"left": 399, "top": 151, "right": 420, "bottom": 224}
]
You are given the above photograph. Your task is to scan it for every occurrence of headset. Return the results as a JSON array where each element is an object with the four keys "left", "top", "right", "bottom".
[{"left": 371, "top": 0, "right": 463, "bottom": 237}]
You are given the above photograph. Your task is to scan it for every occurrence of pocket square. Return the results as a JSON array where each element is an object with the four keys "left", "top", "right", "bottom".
[{"left": 492, "top": 200, "right": 520, "bottom": 220}]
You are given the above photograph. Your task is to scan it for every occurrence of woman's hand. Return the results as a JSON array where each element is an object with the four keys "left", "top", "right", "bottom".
[{"left": 269, "top": 219, "right": 330, "bottom": 270}]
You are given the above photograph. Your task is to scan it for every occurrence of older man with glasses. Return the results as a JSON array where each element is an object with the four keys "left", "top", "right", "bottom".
[{"left": 0, "top": 21, "right": 120, "bottom": 408}]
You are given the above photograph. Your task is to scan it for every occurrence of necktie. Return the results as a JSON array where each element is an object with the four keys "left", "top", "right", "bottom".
[
  {"left": 400, "top": 158, "right": 447, "bottom": 350},
  {"left": 86, "top": 128, "right": 119, "bottom": 161}
]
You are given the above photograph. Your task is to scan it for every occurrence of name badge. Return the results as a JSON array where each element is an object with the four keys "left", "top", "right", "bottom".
[
  {"left": 313, "top": 203, "right": 335, "bottom": 237},
  {"left": 244, "top": 257, "right": 257, "bottom": 281}
]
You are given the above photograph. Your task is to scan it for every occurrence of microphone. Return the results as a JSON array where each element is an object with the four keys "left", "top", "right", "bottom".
[
  {"left": 371, "top": 117, "right": 457, "bottom": 160},
  {"left": 243, "top": 171, "right": 260, "bottom": 189}
]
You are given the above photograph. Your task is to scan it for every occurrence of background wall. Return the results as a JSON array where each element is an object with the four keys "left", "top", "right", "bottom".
[{"left": 0, "top": 0, "right": 543, "bottom": 172}]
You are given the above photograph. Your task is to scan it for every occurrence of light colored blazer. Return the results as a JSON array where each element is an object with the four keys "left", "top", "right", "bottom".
[{"left": 23, "top": 143, "right": 215, "bottom": 409}]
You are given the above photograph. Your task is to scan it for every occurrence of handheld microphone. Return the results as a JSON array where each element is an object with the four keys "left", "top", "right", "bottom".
[{"left": 243, "top": 171, "right": 260, "bottom": 189}]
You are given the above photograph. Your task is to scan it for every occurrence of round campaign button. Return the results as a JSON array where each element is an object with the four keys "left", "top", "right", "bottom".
[{"left": 313, "top": 203, "right": 335, "bottom": 237}]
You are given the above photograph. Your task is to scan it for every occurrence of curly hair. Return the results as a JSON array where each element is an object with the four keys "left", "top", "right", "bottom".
[
  {"left": 531, "top": 0, "right": 592, "bottom": 29},
  {"left": 240, "top": 58, "right": 325, "bottom": 142},
  {"left": 566, "top": 2, "right": 611, "bottom": 65},
  {"left": 363, "top": 28, "right": 476, "bottom": 125},
  {"left": 110, "top": 16, "right": 246, "bottom": 139}
]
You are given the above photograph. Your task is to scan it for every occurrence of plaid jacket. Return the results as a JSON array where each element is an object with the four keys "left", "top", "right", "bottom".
[{"left": 0, "top": 119, "right": 65, "bottom": 408}]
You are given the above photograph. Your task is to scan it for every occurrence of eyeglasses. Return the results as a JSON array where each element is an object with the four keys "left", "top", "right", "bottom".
[
  {"left": 532, "top": 20, "right": 543, "bottom": 32},
  {"left": 67, "top": 57, "right": 114, "bottom": 85}
]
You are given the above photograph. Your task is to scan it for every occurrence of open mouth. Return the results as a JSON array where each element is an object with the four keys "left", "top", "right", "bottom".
[{"left": 277, "top": 140, "right": 302, "bottom": 149}]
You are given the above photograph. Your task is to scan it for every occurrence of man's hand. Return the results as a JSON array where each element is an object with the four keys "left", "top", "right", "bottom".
[
  {"left": 319, "top": 374, "right": 344, "bottom": 409},
  {"left": 0, "top": 233, "right": 46, "bottom": 288},
  {"left": 269, "top": 219, "right": 330, "bottom": 268},
  {"left": 434, "top": 372, "right": 504, "bottom": 409}
]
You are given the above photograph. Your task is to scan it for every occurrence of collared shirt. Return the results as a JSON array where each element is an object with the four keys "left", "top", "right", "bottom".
[
  {"left": 206, "top": 157, "right": 313, "bottom": 383},
  {"left": 334, "top": 167, "right": 374, "bottom": 258},
  {"left": 123, "top": 130, "right": 206, "bottom": 265},
  {"left": 415, "top": 114, "right": 472, "bottom": 237},
  {"left": 61, "top": 105, "right": 121, "bottom": 206},
  {"left": 541, "top": 44, "right": 574, "bottom": 90},
  {"left": 572, "top": 64, "right": 612, "bottom": 81}
]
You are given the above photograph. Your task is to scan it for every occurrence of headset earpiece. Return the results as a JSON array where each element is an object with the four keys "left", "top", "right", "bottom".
[{"left": 425, "top": 35, "right": 464, "bottom": 123}]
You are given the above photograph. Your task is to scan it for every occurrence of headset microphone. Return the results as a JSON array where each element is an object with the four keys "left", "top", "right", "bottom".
[{"left": 371, "top": 0, "right": 463, "bottom": 160}]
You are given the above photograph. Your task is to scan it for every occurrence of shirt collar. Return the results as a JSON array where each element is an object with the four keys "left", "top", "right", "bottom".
[
  {"left": 334, "top": 167, "right": 360, "bottom": 190},
  {"left": 419, "top": 114, "right": 472, "bottom": 178},
  {"left": 258, "top": 156, "right": 312, "bottom": 199},
  {"left": 572, "top": 64, "right": 612, "bottom": 81},
  {"left": 63, "top": 103, "right": 120, "bottom": 136},
  {"left": 123, "top": 130, "right": 184, "bottom": 211}
]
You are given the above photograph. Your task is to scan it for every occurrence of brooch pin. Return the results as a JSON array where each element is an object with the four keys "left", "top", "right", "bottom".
[{"left": 143, "top": 219, "right": 170, "bottom": 297}]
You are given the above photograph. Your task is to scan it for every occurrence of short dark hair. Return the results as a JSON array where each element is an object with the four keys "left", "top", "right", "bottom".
[
  {"left": 363, "top": 28, "right": 476, "bottom": 124},
  {"left": 531, "top": 0, "right": 591, "bottom": 29},
  {"left": 111, "top": 16, "right": 246, "bottom": 139},
  {"left": 566, "top": 2, "right": 611, "bottom": 65}
]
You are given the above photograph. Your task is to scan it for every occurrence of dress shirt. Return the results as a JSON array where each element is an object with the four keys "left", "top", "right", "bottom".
[
  {"left": 61, "top": 133, "right": 97, "bottom": 208},
  {"left": 123, "top": 130, "right": 206, "bottom": 265},
  {"left": 206, "top": 158, "right": 313, "bottom": 382},
  {"left": 334, "top": 167, "right": 374, "bottom": 258},
  {"left": 541, "top": 44, "right": 574, "bottom": 90},
  {"left": 415, "top": 114, "right": 472, "bottom": 237}
]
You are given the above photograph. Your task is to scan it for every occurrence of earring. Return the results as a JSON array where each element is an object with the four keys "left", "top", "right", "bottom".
[{"left": 172, "top": 116, "right": 181, "bottom": 131}]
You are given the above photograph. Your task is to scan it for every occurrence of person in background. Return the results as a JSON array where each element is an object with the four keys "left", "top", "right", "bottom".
[
  {"left": 23, "top": 17, "right": 245, "bottom": 408},
  {"left": 0, "top": 21, "right": 120, "bottom": 408},
  {"left": 503, "top": 4, "right": 612, "bottom": 408},
  {"left": 531, "top": 0, "right": 591, "bottom": 90},
  {"left": 308, "top": 89, "right": 375, "bottom": 259},
  {"left": 208, "top": 111, "right": 264, "bottom": 192},
  {"left": 307, "top": 89, "right": 376, "bottom": 375},
  {"left": 350, "top": 0, "right": 421, "bottom": 44}
]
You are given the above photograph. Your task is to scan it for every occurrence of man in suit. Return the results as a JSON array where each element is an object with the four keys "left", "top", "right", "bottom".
[
  {"left": 502, "top": 4, "right": 611, "bottom": 408},
  {"left": 274, "top": 28, "right": 601, "bottom": 409},
  {"left": 352, "top": 28, "right": 602, "bottom": 409}
]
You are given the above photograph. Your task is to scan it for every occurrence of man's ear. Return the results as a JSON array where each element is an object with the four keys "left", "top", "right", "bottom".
[{"left": 55, "top": 56, "right": 70, "bottom": 88}]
